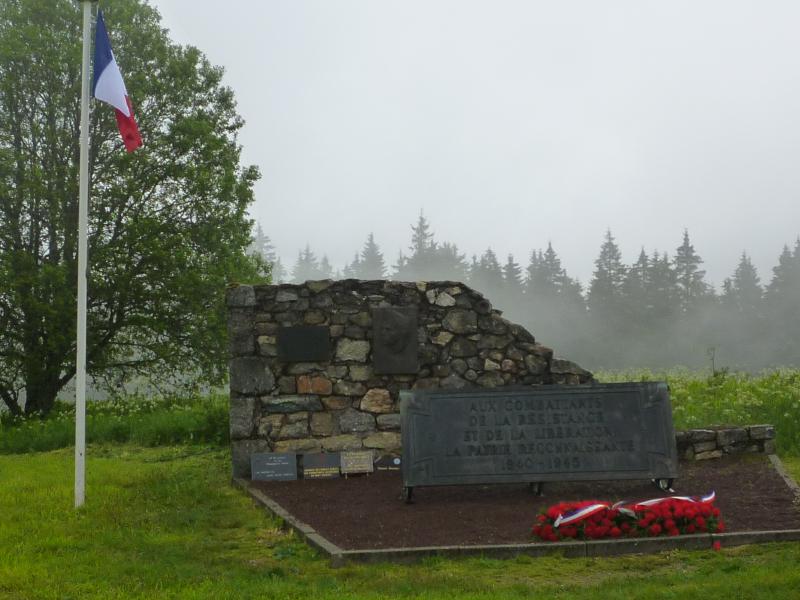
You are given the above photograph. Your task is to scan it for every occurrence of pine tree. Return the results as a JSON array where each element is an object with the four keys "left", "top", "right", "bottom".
[
  {"left": 646, "top": 251, "right": 678, "bottom": 322},
  {"left": 587, "top": 230, "right": 626, "bottom": 317},
  {"left": 674, "top": 230, "right": 711, "bottom": 313},
  {"left": 722, "top": 252, "right": 763, "bottom": 315},
  {"left": 357, "top": 233, "right": 387, "bottom": 279},
  {"left": 342, "top": 252, "right": 361, "bottom": 279},
  {"left": 502, "top": 254, "right": 524, "bottom": 295},
  {"left": 292, "top": 245, "right": 326, "bottom": 282},
  {"left": 621, "top": 248, "right": 650, "bottom": 323},
  {"left": 319, "top": 255, "right": 334, "bottom": 279},
  {"left": 469, "top": 248, "right": 504, "bottom": 295}
]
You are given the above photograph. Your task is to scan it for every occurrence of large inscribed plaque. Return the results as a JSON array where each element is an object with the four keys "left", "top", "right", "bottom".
[
  {"left": 372, "top": 307, "right": 418, "bottom": 374},
  {"left": 400, "top": 383, "right": 678, "bottom": 490},
  {"left": 277, "top": 326, "right": 330, "bottom": 363}
]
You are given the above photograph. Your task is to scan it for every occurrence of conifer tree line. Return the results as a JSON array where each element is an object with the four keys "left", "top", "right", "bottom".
[{"left": 250, "top": 216, "right": 800, "bottom": 370}]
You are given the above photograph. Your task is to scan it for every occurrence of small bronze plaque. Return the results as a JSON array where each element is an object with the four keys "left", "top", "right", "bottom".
[
  {"left": 372, "top": 306, "right": 418, "bottom": 374},
  {"left": 374, "top": 455, "right": 402, "bottom": 471},
  {"left": 302, "top": 452, "right": 340, "bottom": 479},
  {"left": 277, "top": 326, "right": 330, "bottom": 363},
  {"left": 341, "top": 451, "right": 375, "bottom": 475}
]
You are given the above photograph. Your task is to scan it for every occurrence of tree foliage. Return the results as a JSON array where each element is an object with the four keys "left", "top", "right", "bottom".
[{"left": 0, "top": 0, "right": 262, "bottom": 415}]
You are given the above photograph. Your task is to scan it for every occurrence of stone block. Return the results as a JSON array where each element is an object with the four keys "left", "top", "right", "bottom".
[
  {"left": 377, "top": 413, "right": 401, "bottom": 430},
  {"left": 227, "top": 285, "right": 255, "bottom": 308},
  {"left": 442, "top": 310, "right": 478, "bottom": 334},
  {"left": 484, "top": 359, "right": 501, "bottom": 371},
  {"left": 524, "top": 354, "right": 548, "bottom": 374},
  {"left": 432, "top": 331, "right": 454, "bottom": 346},
  {"left": 297, "top": 375, "right": 333, "bottom": 395},
  {"left": 693, "top": 441, "right": 718, "bottom": 453},
  {"left": 350, "top": 312, "right": 372, "bottom": 327},
  {"left": 360, "top": 388, "right": 394, "bottom": 413},
  {"left": 717, "top": 428, "right": 748, "bottom": 447},
  {"left": 303, "top": 310, "right": 326, "bottom": 324},
  {"left": 275, "top": 289, "right": 298, "bottom": 302},
  {"left": 336, "top": 339, "right": 371, "bottom": 362},
  {"left": 229, "top": 356, "right": 275, "bottom": 396},
  {"left": 689, "top": 429, "right": 716, "bottom": 442},
  {"left": 477, "top": 372, "right": 505, "bottom": 387},
  {"left": 258, "top": 414, "right": 283, "bottom": 437},
  {"left": 441, "top": 374, "right": 468, "bottom": 389},
  {"left": 435, "top": 292, "right": 456, "bottom": 307},
  {"left": 231, "top": 438, "right": 271, "bottom": 478},
  {"left": 310, "top": 412, "right": 336, "bottom": 436},
  {"left": 286, "top": 411, "right": 308, "bottom": 423},
  {"left": 277, "top": 376, "right": 296, "bottom": 394},
  {"left": 321, "top": 434, "right": 363, "bottom": 452},
  {"left": 229, "top": 395, "right": 257, "bottom": 440},
  {"left": 261, "top": 395, "right": 323, "bottom": 413},
  {"left": 276, "top": 421, "right": 309, "bottom": 440},
  {"left": 449, "top": 337, "right": 477, "bottom": 357},
  {"left": 287, "top": 362, "right": 325, "bottom": 375},
  {"left": 764, "top": 440, "right": 777, "bottom": 454},
  {"left": 334, "top": 380, "right": 367, "bottom": 396},
  {"left": 306, "top": 280, "right": 332, "bottom": 293},
  {"left": 322, "top": 396, "right": 352, "bottom": 410},
  {"left": 695, "top": 450, "right": 723, "bottom": 461},
  {"left": 349, "top": 365, "right": 373, "bottom": 381},
  {"left": 748, "top": 425, "right": 776, "bottom": 440},
  {"left": 363, "top": 431, "right": 402, "bottom": 451},
  {"left": 273, "top": 438, "right": 322, "bottom": 453},
  {"left": 337, "top": 408, "right": 376, "bottom": 433}
]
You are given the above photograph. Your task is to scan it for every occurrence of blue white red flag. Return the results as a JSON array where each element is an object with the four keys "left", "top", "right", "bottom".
[{"left": 92, "top": 10, "right": 142, "bottom": 152}]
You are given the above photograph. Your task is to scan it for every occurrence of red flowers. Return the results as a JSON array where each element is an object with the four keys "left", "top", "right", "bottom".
[{"left": 532, "top": 496, "right": 725, "bottom": 542}]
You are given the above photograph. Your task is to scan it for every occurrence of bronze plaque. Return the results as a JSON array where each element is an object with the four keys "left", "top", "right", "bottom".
[
  {"left": 372, "top": 306, "right": 418, "bottom": 374},
  {"left": 340, "top": 450, "right": 375, "bottom": 475},
  {"left": 277, "top": 326, "right": 330, "bottom": 362}
]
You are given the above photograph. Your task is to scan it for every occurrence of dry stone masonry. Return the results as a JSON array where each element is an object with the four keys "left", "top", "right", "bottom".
[
  {"left": 676, "top": 425, "right": 776, "bottom": 460},
  {"left": 227, "top": 279, "right": 593, "bottom": 477}
]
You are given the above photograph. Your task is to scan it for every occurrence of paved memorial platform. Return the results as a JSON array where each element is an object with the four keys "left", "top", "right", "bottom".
[{"left": 236, "top": 453, "right": 800, "bottom": 566}]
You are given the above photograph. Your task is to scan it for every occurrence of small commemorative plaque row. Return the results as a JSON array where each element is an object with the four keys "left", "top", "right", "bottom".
[{"left": 251, "top": 451, "right": 400, "bottom": 481}]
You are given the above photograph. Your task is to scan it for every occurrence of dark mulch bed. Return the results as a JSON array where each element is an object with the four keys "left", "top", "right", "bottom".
[{"left": 251, "top": 454, "right": 800, "bottom": 550}]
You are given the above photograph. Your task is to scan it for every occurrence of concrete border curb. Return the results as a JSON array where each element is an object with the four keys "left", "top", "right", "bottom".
[{"left": 233, "top": 456, "right": 800, "bottom": 567}]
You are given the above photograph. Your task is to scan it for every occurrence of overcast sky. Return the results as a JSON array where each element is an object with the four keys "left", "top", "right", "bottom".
[{"left": 149, "top": 0, "right": 800, "bottom": 287}]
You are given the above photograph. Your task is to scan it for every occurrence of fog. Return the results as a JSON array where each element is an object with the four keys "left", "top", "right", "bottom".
[{"left": 147, "top": 1, "right": 800, "bottom": 369}]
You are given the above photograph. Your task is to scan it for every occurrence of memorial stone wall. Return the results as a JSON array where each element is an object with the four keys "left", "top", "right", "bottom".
[{"left": 226, "top": 279, "right": 593, "bottom": 477}]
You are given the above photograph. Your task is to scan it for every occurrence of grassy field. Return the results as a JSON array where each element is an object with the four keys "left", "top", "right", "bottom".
[
  {"left": 1, "top": 446, "right": 800, "bottom": 600},
  {"left": 1, "top": 369, "right": 799, "bottom": 598}
]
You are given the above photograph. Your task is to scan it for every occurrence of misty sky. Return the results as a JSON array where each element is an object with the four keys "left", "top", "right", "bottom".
[{"left": 149, "top": 0, "right": 800, "bottom": 287}]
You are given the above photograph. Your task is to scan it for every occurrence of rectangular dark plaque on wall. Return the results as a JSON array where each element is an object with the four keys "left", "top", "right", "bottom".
[
  {"left": 277, "top": 326, "right": 330, "bottom": 362},
  {"left": 400, "top": 382, "right": 678, "bottom": 489},
  {"left": 372, "top": 306, "right": 418, "bottom": 374},
  {"left": 302, "top": 452, "right": 341, "bottom": 479},
  {"left": 250, "top": 453, "right": 298, "bottom": 481}
]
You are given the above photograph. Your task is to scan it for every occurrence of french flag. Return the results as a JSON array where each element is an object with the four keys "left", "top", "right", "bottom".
[{"left": 92, "top": 10, "right": 142, "bottom": 152}]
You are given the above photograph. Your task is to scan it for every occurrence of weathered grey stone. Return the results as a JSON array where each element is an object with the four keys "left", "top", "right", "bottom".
[
  {"left": 287, "top": 362, "right": 325, "bottom": 375},
  {"left": 509, "top": 323, "right": 535, "bottom": 343},
  {"left": 227, "top": 285, "right": 256, "bottom": 308},
  {"left": 484, "top": 358, "right": 501, "bottom": 371},
  {"left": 258, "top": 414, "right": 284, "bottom": 437},
  {"left": 363, "top": 431, "right": 401, "bottom": 451},
  {"left": 273, "top": 438, "right": 322, "bottom": 453},
  {"left": 717, "top": 428, "right": 748, "bottom": 447},
  {"left": 275, "top": 290, "right": 298, "bottom": 302},
  {"left": 476, "top": 372, "right": 505, "bottom": 387},
  {"left": 337, "top": 408, "right": 376, "bottom": 433},
  {"left": 310, "top": 412, "right": 336, "bottom": 436},
  {"left": 360, "top": 388, "right": 394, "bottom": 413},
  {"left": 501, "top": 359, "right": 516, "bottom": 372},
  {"left": 285, "top": 411, "right": 308, "bottom": 423},
  {"left": 764, "top": 440, "right": 777, "bottom": 454},
  {"left": 350, "top": 312, "right": 372, "bottom": 327},
  {"left": 231, "top": 438, "right": 272, "bottom": 477},
  {"left": 321, "top": 434, "right": 363, "bottom": 451},
  {"left": 432, "top": 331, "right": 454, "bottom": 346},
  {"left": 230, "top": 356, "right": 275, "bottom": 395},
  {"left": 228, "top": 313, "right": 254, "bottom": 355},
  {"left": 334, "top": 380, "right": 367, "bottom": 396},
  {"left": 277, "top": 376, "right": 296, "bottom": 395},
  {"left": 304, "top": 310, "right": 326, "bottom": 324},
  {"left": 478, "top": 314, "right": 508, "bottom": 335},
  {"left": 261, "top": 395, "right": 323, "bottom": 413},
  {"left": 477, "top": 335, "right": 513, "bottom": 350},
  {"left": 441, "top": 374, "right": 468, "bottom": 389},
  {"left": 464, "top": 369, "right": 478, "bottom": 381},
  {"left": 695, "top": 450, "right": 723, "bottom": 461},
  {"left": 450, "top": 359, "right": 468, "bottom": 374},
  {"left": 425, "top": 289, "right": 437, "bottom": 304},
  {"left": 689, "top": 429, "right": 716, "bottom": 442},
  {"left": 322, "top": 396, "right": 352, "bottom": 410},
  {"left": 348, "top": 365, "right": 373, "bottom": 382},
  {"left": 442, "top": 310, "right": 478, "bottom": 334},
  {"left": 693, "top": 441, "right": 718, "bottom": 453},
  {"left": 276, "top": 421, "right": 309, "bottom": 440},
  {"left": 524, "top": 353, "right": 548, "bottom": 374},
  {"left": 329, "top": 324, "right": 345, "bottom": 337},
  {"left": 229, "top": 396, "right": 257, "bottom": 440},
  {"left": 413, "top": 378, "right": 440, "bottom": 390},
  {"left": 336, "top": 339, "right": 370, "bottom": 362},
  {"left": 432, "top": 365, "right": 451, "bottom": 377},
  {"left": 748, "top": 425, "right": 775, "bottom": 440},
  {"left": 449, "top": 337, "right": 477, "bottom": 357},
  {"left": 326, "top": 365, "right": 348, "bottom": 378},
  {"left": 551, "top": 358, "right": 591, "bottom": 379},
  {"left": 256, "top": 336, "right": 277, "bottom": 356},
  {"left": 307, "top": 280, "right": 333, "bottom": 293},
  {"left": 435, "top": 292, "right": 456, "bottom": 307},
  {"left": 377, "top": 413, "right": 401, "bottom": 430}
]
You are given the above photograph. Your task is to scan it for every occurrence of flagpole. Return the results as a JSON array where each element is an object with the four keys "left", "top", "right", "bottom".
[{"left": 75, "top": 0, "right": 95, "bottom": 509}]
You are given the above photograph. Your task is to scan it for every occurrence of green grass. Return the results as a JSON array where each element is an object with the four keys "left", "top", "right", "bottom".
[
  {"left": 596, "top": 368, "right": 800, "bottom": 455},
  {"left": 1, "top": 446, "right": 800, "bottom": 599},
  {"left": 0, "top": 395, "right": 229, "bottom": 454}
]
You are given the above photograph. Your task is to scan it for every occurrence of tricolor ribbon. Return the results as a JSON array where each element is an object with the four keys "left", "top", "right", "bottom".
[{"left": 553, "top": 492, "right": 716, "bottom": 528}]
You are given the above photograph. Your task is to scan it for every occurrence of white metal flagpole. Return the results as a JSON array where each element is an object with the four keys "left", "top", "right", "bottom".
[{"left": 75, "top": 0, "right": 95, "bottom": 509}]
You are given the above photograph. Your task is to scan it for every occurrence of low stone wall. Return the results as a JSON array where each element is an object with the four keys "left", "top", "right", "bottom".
[
  {"left": 227, "top": 279, "right": 592, "bottom": 477},
  {"left": 676, "top": 425, "right": 776, "bottom": 460}
]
